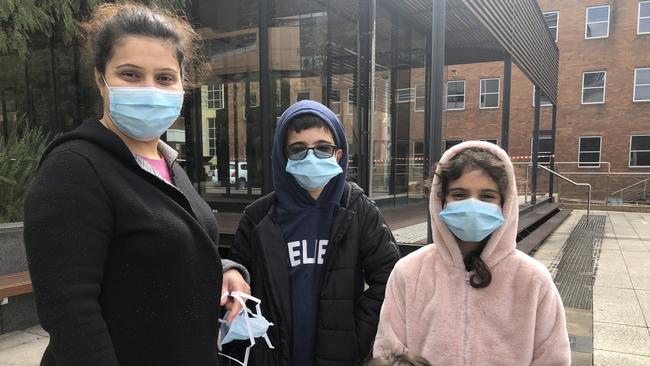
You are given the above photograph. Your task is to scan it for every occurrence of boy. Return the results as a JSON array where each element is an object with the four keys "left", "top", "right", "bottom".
[{"left": 229, "top": 100, "right": 399, "bottom": 365}]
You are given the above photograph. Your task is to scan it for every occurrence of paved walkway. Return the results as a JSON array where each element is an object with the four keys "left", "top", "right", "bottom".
[
  {"left": 534, "top": 210, "right": 650, "bottom": 365},
  {"left": 2, "top": 209, "right": 649, "bottom": 365}
]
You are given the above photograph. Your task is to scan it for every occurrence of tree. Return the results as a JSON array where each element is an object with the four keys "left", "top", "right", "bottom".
[{"left": 0, "top": 0, "right": 189, "bottom": 58}]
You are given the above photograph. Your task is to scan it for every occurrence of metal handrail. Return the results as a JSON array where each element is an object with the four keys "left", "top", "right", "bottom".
[
  {"left": 537, "top": 164, "right": 591, "bottom": 222},
  {"left": 608, "top": 178, "right": 650, "bottom": 204},
  {"left": 609, "top": 178, "right": 650, "bottom": 196}
]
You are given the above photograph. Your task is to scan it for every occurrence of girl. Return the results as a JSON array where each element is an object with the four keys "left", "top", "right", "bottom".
[
  {"left": 373, "top": 141, "right": 571, "bottom": 365},
  {"left": 24, "top": 3, "right": 249, "bottom": 365}
]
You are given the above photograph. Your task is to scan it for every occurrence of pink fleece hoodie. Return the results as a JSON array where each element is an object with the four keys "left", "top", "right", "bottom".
[{"left": 373, "top": 141, "right": 570, "bottom": 365}]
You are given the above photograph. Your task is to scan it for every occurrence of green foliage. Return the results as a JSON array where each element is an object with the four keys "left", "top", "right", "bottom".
[
  {"left": 0, "top": 116, "right": 55, "bottom": 223},
  {"left": 0, "top": 0, "right": 189, "bottom": 58}
]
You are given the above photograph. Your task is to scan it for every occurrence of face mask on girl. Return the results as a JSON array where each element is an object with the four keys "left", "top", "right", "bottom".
[
  {"left": 103, "top": 75, "right": 184, "bottom": 141},
  {"left": 439, "top": 198, "right": 505, "bottom": 242}
]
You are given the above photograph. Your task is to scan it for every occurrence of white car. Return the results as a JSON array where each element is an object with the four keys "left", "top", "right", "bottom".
[{"left": 210, "top": 162, "right": 248, "bottom": 188}]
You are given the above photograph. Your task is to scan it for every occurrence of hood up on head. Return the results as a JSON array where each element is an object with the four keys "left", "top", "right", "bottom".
[
  {"left": 271, "top": 100, "right": 349, "bottom": 210},
  {"left": 429, "top": 141, "right": 519, "bottom": 270}
]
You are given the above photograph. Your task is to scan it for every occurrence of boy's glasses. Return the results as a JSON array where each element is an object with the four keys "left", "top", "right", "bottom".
[{"left": 287, "top": 144, "right": 338, "bottom": 161}]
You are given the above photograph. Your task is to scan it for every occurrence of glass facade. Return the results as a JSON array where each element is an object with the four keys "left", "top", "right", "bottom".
[{"left": 0, "top": 0, "right": 433, "bottom": 212}]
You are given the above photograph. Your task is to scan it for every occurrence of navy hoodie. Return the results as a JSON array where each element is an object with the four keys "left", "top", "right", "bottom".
[{"left": 271, "top": 101, "right": 348, "bottom": 365}]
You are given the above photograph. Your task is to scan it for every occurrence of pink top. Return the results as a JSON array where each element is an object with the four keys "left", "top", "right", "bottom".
[{"left": 139, "top": 155, "right": 173, "bottom": 184}]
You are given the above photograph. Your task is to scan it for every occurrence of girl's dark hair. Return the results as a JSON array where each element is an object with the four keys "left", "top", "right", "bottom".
[
  {"left": 435, "top": 147, "right": 508, "bottom": 289},
  {"left": 81, "top": 3, "right": 206, "bottom": 87}
]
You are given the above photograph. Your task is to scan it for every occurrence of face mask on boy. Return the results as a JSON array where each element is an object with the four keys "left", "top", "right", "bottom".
[
  {"left": 285, "top": 150, "right": 343, "bottom": 190},
  {"left": 218, "top": 291, "right": 274, "bottom": 366},
  {"left": 102, "top": 75, "right": 184, "bottom": 141},
  {"left": 439, "top": 198, "right": 505, "bottom": 242}
]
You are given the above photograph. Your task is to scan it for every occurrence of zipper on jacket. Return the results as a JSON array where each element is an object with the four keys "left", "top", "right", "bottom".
[{"left": 464, "top": 272, "right": 470, "bottom": 366}]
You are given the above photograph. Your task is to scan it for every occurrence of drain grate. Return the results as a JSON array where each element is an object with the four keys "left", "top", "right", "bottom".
[{"left": 551, "top": 215, "right": 605, "bottom": 310}]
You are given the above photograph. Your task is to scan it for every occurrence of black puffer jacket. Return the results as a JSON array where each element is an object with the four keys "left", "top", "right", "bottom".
[{"left": 229, "top": 182, "right": 400, "bottom": 366}]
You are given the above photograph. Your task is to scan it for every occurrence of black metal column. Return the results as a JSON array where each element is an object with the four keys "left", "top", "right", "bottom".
[
  {"left": 531, "top": 86, "right": 541, "bottom": 205},
  {"left": 426, "top": 0, "right": 446, "bottom": 244},
  {"left": 501, "top": 55, "right": 512, "bottom": 152},
  {"left": 358, "top": 0, "right": 375, "bottom": 193},
  {"left": 549, "top": 104, "right": 557, "bottom": 200},
  {"left": 259, "top": 0, "right": 272, "bottom": 194}
]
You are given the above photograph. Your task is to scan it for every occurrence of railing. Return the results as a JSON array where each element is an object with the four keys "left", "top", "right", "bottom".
[
  {"left": 608, "top": 178, "right": 650, "bottom": 204},
  {"left": 515, "top": 161, "right": 650, "bottom": 206},
  {"left": 537, "top": 164, "right": 592, "bottom": 222}
]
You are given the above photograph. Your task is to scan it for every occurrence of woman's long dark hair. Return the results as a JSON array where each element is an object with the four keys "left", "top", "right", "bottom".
[{"left": 435, "top": 148, "right": 508, "bottom": 289}]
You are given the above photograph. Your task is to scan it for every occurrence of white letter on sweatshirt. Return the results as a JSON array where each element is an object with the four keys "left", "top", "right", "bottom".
[
  {"left": 288, "top": 241, "right": 301, "bottom": 267},
  {"left": 302, "top": 240, "right": 316, "bottom": 264}
]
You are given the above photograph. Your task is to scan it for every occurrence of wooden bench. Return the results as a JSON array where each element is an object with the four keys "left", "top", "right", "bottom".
[{"left": 0, "top": 272, "right": 33, "bottom": 302}]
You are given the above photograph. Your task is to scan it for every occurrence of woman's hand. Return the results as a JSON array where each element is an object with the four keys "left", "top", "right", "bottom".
[{"left": 220, "top": 269, "right": 251, "bottom": 322}]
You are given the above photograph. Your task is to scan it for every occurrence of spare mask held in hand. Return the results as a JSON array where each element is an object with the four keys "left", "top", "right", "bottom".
[{"left": 218, "top": 291, "right": 274, "bottom": 366}]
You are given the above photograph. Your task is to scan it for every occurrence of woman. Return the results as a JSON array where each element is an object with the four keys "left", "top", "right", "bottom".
[
  {"left": 23, "top": 3, "right": 249, "bottom": 365},
  {"left": 373, "top": 141, "right": 571, "bottom": 365}
]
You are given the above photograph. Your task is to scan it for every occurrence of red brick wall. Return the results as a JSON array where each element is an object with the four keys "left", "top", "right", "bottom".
[{"left": 443, "top": 0, "right": 650, "bottom": 201}]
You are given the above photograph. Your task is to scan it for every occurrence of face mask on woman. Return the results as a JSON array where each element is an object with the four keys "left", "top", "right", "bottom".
[
  {"left": 103, "top": 75, "right": 184, "bottom": 141},
  {"left": 439, "top": 198, "right": 505, "bottom": 242}
]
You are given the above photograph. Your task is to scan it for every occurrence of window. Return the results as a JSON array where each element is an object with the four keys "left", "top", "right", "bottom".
[
  {"left": 544, "top": 11, "right": 559, "bottom": 42},
  {"left": 481, "top": 139, "right": 498, "bottom": 145},
  {"left": 414, "top": 83, "right": 426, "bottom": 112},
  {"left": 578, "top": 136, "right": 602, "bottom": 167},
  {"left": 585, "top": 5, "right": 610, "bottom": 39},
  {"left": 446, "top": 80, "right": 465, "bottom": 110},
  {"left": 248, "top": 92, "right": 259, "bottom": 107},
  {"left": 207, "top": 84, "right": 224, "bottom": 110},
  {"left": 533, "top": 86, "right": 552, "bottom": 107},
  {"left": 413, "top": 141, "right": 424, "bottom": 160},
  {"left": 208, "top": 118, "right": 217, "bottom": 156},
  {"left": 630, "top": 135, "right": 650, "bottom": 167},
  {"left": 347, "top": 88, "right": 354, "bottom": 115},
  {"left": 297, "top": 90, "right": 311, "bottom": 102},
  {"left": 582, "top": 71, "right": 606, "bottom": 104},
  {"left": 532, "top": 136, "right": 553, "bottom": 163},
  {"left": 330, "top": 89, "right": 341, "bottom": 116},
  {"left": 634, "top": 68, "right": 650, "bottom": 102},
  {"left": 396, "top": 88, "right": 412, "bottom": 104},
  {"left": 639, "top": 1, "right": 650, "bottom": 34},
  {"left": 480, "top": 78, "right": 500, "bottom": 109},
  {"left": 445, "top": 140, "right": 463, "bottom": 150}
]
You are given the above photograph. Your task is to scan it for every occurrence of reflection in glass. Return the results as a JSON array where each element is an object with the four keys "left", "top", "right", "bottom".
[
  {"left": 268, "top": 0, "right": 360, "bottom": 182},
  {"left": 194, "top": 0, "right": 262, "bottom": 201}
]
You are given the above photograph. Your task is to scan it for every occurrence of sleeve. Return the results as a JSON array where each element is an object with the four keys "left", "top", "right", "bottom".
[
  {"left": 221, "top": 259, "right": 251, "bottom": 283},
  {"left": 355, "top": 197, "right": 401, "bottom": 360},
  {"left": 372, "top": 263, "right": 408, "bottom": 357},
  {"left": 23, "top": 150, "right": 120, "bottom": 366},
  {"left": 530, "top": 276, "right": 571, "bottom": 366},
  {"left": 229, "top": 213, "right": 255, "bottom": 276}
]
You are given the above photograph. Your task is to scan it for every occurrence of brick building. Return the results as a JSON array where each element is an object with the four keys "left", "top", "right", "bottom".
[{"left": 443, "top": 0, "right": 650, "bottom": 203}]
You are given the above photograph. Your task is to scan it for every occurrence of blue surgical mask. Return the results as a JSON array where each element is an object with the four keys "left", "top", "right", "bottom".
[
  {"left": 219, "top": 292, "right": 274, "bottom": 366},
  {"left": 439, "top": 198, "right": 505, "bottom": 242},
  {"left": 103, "top": 76, "right": 184, "bottom": 141},
  {"left": 285, "top": 150, "right": 343, "bottom": 190}
]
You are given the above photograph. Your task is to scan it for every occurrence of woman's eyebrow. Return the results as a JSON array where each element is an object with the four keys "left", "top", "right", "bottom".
[
  {"left": 481, "top": 189, "right": 500, "bottom": 194},
  {"left": 116, "top": 63, "right": 143, "bottom": 69}
]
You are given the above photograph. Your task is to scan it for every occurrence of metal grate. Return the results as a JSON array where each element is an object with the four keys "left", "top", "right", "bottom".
[{"left": 551, "top": 215, "right": 605, "bottom": 310}]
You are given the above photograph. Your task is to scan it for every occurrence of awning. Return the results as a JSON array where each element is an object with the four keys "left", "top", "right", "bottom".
[{"left": 392, "top": 0, "right": 559, "bottom": 104}]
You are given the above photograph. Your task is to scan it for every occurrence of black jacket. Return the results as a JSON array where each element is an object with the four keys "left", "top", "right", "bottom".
[
  {"left": 229, "top": 182, "right": 400, "bottom": 365},
  {"left": 24, "top": 120, "right": 224, "bottom": 366}
]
